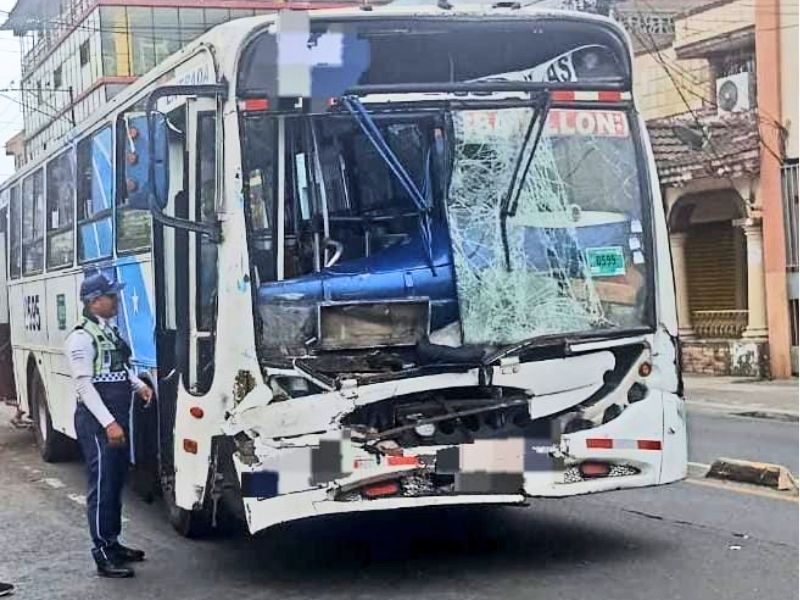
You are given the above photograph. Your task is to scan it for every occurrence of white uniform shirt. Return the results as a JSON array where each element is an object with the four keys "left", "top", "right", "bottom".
[{"left": 65, "top": 316, "right": 147, "bottom": 428}]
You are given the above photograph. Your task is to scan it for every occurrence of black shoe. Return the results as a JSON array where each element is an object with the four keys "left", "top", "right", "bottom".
[
  {"left": 109, "top": 542, "right": 146, "bottom": 562},
  {"left": 95, "top": 556, "right": 135, "bottom": 578},
  {"left": 0, "top": 582, "right": 14, "bottom": 596}
]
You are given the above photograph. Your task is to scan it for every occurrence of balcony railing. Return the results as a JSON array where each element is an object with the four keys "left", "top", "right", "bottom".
[
  {"left": 691, "top": 310, "right": 749, "bottom": 339},
  {"left": 20, "top": 0, "right": 97, "bottom": 75}
]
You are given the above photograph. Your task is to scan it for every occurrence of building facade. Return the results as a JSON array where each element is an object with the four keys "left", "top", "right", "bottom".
[{"left": 618, "top": 0, "right": 798, "bottom": 378}]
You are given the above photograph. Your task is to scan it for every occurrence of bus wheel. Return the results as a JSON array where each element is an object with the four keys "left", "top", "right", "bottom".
[{"left": 29, "top": 369, "right": 75, "bottom": 463}]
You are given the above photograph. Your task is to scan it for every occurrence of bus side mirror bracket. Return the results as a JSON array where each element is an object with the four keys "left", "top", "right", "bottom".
[{"left": 145, "top": 83, "right": 229, "bottom": 243}]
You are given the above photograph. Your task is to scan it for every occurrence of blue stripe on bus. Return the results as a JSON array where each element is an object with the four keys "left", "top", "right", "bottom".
[
  {"left": 88, "top": 258, "right": 156, "bottom": 369},
  {"left": 114, "top": 258, "right": 156, "bottom": 368}
]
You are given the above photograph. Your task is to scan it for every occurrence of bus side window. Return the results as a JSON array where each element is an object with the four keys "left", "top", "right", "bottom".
[
  {"left": 116, "top": 114, "right": 152, "bottom": 254},
  {"left": 46, "top": 149, "right": 75, "bottom": 270},
  {"left": 76, "top": 126, "right": 113, "bottom": 263},
  {"left": 8, "top": 186, "right": 21, "bottom": 279},
  {"left": 21, "top": 168, "right": 44, "bottom": 276}
]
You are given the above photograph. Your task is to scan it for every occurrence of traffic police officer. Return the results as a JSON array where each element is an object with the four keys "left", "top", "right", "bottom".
[{"left": 65, "top": 273, "right": 153, "bottom": 578}]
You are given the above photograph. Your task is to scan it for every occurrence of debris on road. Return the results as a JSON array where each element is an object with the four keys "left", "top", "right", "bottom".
[{"left": 706, "top": 458, "right": 798, "bottom": 492}]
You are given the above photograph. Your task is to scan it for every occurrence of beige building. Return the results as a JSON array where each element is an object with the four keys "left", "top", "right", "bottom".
[{"left": 622, "top": 0, "right": 798, "bottom": 378}]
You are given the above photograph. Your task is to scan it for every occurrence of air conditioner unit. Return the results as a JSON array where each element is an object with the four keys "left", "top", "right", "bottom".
[{"left": 716, "top": 71, "right": 755, "bottom": 115}]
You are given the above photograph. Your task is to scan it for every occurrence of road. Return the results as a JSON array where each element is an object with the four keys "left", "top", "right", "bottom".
[
  {"left": 688, "top": 409, "right": 799, "bottom": 474},
  {"left": 0, "top": 403, "right": 797, "bottom": 600}
]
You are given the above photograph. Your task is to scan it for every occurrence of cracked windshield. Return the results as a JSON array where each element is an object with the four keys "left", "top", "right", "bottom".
[{"left": 447, "top": 106, "right": 650, "bottom": 344}]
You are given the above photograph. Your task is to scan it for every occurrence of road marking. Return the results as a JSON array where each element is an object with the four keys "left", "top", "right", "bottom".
[
  {"left": 686, "top": 477, "right": 799, "bottom": 503},
  {"left": 43, "top": 477, "right": 66, "bottom": 489}
]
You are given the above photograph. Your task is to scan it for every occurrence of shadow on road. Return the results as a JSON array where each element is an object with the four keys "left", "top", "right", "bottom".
[{"left": 203, "top": 504, "right": 668, "bottom": 591}]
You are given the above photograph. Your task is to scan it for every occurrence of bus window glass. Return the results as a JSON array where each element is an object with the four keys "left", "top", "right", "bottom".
[
  {"left": 243, "top": 116, "right": 277, "bottom": 285},
  {"left": 446, "top": 107, "right": 650, "bottom": 344},
  {"left": 195, "top": 112, "right": 218, "bottom": 394},
  {"left": 117, "top": 115, "right": 152, "bottom": 254},
  {"left": 8, "top": 186, "right": 20, "bottom": 279},
  {"left": 46, "top": 149, "right": 75, "bottom": 269},
  {"left": 77, "top": 127, "right": 113, "bottom": 262},
  {"left": 21, "top": 169, "right": 44, "bottom": 276}
]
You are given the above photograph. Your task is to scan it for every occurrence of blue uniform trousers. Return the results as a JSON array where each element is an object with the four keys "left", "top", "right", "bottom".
[{"left": 74, "top": 381, "right": 132, "bottom": 562}]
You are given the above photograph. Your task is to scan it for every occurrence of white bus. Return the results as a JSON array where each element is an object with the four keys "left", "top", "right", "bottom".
[{"left": 1, "top": 4, "right": 687, "bottom": 537}]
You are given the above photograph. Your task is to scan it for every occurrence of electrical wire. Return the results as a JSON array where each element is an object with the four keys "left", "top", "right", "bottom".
[
  {"left": 633, "top": 0, "right": 786, "bottom": 164},
  {"left": 630, "top": 2, "right": 753, "bottom": 203}
]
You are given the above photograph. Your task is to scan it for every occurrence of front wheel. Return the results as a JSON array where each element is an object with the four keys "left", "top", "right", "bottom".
[{"left": 29, "top": 369, "right": 75, "bottom": 463}]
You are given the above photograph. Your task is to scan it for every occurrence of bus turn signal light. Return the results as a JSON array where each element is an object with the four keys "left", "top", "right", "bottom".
[
  {"left": 638, "top": 362, "right": 653, "bottom": 377},
  {"left": 183, "top": 439, "right": 198, "bottom": 454},
  {"left": 189, "top": 407, "right": 204, "bottom": 419}
]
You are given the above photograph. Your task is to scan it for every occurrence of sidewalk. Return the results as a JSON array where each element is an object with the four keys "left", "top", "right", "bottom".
[{"left": 684, "top": 375, "right": 799, "bottom": 417}]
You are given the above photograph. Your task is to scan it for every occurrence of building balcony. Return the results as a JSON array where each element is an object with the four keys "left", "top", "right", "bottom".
[{"left": 691, "top": 309, "right": 749, "bottom": 339}]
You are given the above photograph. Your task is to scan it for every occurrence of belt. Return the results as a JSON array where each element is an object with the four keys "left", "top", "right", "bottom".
[{"left": 91, "top": 372, "right": 128, "bottom": 383}]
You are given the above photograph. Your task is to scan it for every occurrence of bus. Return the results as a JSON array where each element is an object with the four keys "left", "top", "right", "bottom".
[{"left": 0, "top": 4, "right": 688, "bottom": 537}]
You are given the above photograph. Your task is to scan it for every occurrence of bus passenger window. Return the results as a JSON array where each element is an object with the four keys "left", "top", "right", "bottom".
[
  {"left": 77, "top": 127, "right": 113, "bottom": 263},
  {"left": 46, "top": 149, "right": 75, "bottom": 269},
  {"left": 8, "top": 186, "right": 21, "bottom": 279},
  {"left": 21, "top": 169, "right": 44, "bottom": 276},
  {"left": 116, "top": 115, "right": 152, "bottom": 254}
]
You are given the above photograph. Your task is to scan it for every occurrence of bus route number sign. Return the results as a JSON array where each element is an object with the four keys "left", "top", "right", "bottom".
[
  {"left": 586, "top": 246, "right": 626, "bottom": 277},
  {"left": 24, "top": 294, "right": 42, "bottom": 331}
]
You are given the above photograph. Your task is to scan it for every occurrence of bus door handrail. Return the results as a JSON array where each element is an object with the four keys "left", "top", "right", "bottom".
[{"left": 145, "top": 83, "right": 228, "bottom": 243}]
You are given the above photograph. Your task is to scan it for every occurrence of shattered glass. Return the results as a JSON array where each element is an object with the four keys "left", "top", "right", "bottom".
[{"left": 446, "top": 107, "right": 649, "bottom": 345}]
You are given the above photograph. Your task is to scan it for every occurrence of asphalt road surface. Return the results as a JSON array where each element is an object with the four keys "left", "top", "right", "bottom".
[
  {"left": 688, "top": 409, "right": 799, "bottom": 475},
  {"left": 0, "top": 404, "right": 797, "bottom": 600}
]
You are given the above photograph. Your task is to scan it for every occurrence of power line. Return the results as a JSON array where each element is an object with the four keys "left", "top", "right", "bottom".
[
  {"left": 0, "top": 92, "right": 71, "bottom": 128},
  {"left": 630, "top": 0, "right": 786, "bottom": 160},
  {"left": 0, "top": 87, "right": 72, "bottom": 94},
  {"left": 631, "top": 2, "right": 755, "bottom": 204}
]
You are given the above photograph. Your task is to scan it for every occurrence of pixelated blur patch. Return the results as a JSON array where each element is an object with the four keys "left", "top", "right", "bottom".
[
  {"left": 455, "top": 472, "right": 524, "bottom": 494},
  {"left": 241, "top": 471, "right": 279, "bottom": 498},
  {"left": 311, "top": 440, "right": 344, "bottom": 485},
  {"left": 436, "top": 446, "right": 460, "bottom": 474}
]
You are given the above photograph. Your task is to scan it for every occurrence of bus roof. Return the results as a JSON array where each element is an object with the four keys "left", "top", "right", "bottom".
[{"left": 0, "top": 4, "right": 629, "bottom": 190}]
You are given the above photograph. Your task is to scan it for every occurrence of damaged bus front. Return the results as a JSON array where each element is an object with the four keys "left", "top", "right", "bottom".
[{"left": 217, "top": 10, "right": 687, "bottom": 533}]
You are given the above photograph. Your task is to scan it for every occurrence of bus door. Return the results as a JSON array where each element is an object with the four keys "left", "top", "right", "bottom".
[
  {"left": 153, "top": 96, "right": 219, "bottom": 399},
  {"left": 0, "top": 203, "right": 15, "bottom": 404}
]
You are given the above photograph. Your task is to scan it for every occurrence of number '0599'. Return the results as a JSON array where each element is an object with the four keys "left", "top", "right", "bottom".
[{"left": 24, "top": 295, "right": 41, "bottom": 331}]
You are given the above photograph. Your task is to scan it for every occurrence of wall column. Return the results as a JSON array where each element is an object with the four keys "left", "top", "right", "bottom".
[
  {"left": 756, "top": 0, "right": 793, "bottom": 376},
  {"left": 669, "top": 232, "right": 695, "bottom": 339},
  {"left": 739, "top": 218, "right": 769, "bottom": 339}
]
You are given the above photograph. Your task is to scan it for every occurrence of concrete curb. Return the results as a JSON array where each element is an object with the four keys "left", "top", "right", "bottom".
[
  {"left": 706, "top": 458, "right": 799, "bottom": 492},
  {"left": 685, "top": 400, "right": 799, "bottom": 419}
]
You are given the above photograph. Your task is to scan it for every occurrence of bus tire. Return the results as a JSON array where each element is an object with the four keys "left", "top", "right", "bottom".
[{"left": 29, "top": 368, "right": 75, "bottom": 463}]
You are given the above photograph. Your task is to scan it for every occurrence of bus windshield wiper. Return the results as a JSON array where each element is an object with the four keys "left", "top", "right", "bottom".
[
  {"left": 484, "top": 327, "right": 652, "bottom": 366},
  {"left": 499, "top": 94, "right": 551, "bottom": 271},
  {"left": 341, "top": 95, "right": 435, "bottom": 270}
]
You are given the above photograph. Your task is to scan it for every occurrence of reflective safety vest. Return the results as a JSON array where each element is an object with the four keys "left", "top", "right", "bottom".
[{"left": 73, "top": 317, "right": 130, "bottom": 383}]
